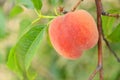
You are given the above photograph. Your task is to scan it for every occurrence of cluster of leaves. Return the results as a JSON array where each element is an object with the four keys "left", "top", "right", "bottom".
[
  {"left": 7, "top": 0, "right": 45, "bottom": 79},
  {"left": 7, "top": 0, "right": 62, "bottom": 79},
  {"left": 102, "top": 10, "right": 120, "bottom": 43},
  {"left": 4, "top": 0, "right": 120, "bottom": 80}
]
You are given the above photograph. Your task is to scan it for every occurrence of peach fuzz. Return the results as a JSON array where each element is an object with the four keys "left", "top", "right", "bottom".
[{"left": 49, "top": 10, "right": 98, "bottom": 59}]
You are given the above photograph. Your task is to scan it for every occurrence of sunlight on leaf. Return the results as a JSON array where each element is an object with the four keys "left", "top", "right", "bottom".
[
  {"left": 102, "top": 16, "right": 115, "bottom": 36},
  {"left": 7, "top": 25, "right": 45, "bottom": 78},
  {"left": 9, "top": 5, "right": 23, "bottom": 18},
  {"left": 19, "top": 19, "right": 32, "bottom": 35},
  {"left": 31, "top": 0, "right": 42, "bottom": 11},
  {"left": 107, "top": 24, "right": 120, "bottom": 43}
]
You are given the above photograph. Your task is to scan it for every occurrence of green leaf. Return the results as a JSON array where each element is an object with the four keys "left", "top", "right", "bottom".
[
  {"left": 7, "top": 47, "right": 23, "bottom": 79},
  {"left": 102, "top": 16, "right": 115, "bottom": 36},
  {"left": 0, "top": 9, "right": 6, "bottom": 38},
  {"left": 107, "top": 24, "right": 120, "bottom": 43},
  {"left": 31, "top": 0, "right": 42, "bottom": 10},
  {"left": 27, "top": 68, "right": 37, "bottom": 80},
  {"left": 102, "top": 9, "right": 120, "bottom": 37},
  {"left": 9, "top": 5, "right": 23, "bottom": 18},
  {"left": 7, "top": 25, "right": 45, "bottom": 75},
  {"left": 19, "top": 19, "right": 32, "bottom": 35}
]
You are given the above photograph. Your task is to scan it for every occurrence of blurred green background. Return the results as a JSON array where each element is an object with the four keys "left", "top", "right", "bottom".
[{"left": 0, "top": 0, "right": 120, "bottom": 80}]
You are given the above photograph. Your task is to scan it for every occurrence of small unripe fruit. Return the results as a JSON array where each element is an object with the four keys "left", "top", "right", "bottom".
[{"left": 49, "top": 10, "right": 98, "bottom": 59}]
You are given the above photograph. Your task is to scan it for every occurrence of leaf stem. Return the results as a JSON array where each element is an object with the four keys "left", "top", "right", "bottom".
[
  {"left": 34, "top": 9, "right": 41, "bottom": 16},
  {"left": 40, "top": 15, "right": 56, "bottom": 19},
  {"left": 31, "top": 18, "right": 41, "bottom": 25}
]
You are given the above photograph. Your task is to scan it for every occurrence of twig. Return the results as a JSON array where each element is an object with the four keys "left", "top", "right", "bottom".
[
  {"left": 101, "top": 29, "right": 120, "bottom": 62},
  {"left": 89, "top": 0, "right": 120, "bottom": 79},
  {"left": 102, "top": 12, "right": 120, "bottom": 18},
  {"left": 99, "top": 0, "right": 120, "bottom": 62},
  {"left": 71, "top": 0, "right": 83, "bottom": 12},
  {"left": 58, "top": 0, "right": 83, "bottom": 14},
  {"left": 88, "top": 66, "right": 102, "bottom": 80}
]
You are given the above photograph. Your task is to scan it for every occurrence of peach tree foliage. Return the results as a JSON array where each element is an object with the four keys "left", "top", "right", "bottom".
[{"left": 7, "top": 0, "right": 120, "bottom": 80}]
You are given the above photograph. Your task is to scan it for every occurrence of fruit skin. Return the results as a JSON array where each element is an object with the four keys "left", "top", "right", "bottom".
[{"left": 49, "top": 10, "right": 98, "bottom": 59}]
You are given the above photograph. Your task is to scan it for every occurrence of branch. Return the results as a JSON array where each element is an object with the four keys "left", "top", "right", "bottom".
[
  {"left": 88, "top": 66, "right": 102, "bottom": 80},
  {"left": 100, "top": 2, "right": 120, "bottom": 62},
  {"left": 58, "top": 0, "right": 83, "bottom": 14},
  {"left": 101, "top": 30, "right": 120, "bottom": 62},
  {"left": 90, "top": 1, "right": 120, "bottom": 80},
  {"left": 102, "top": 12, "right": 120, "bottom": 18},
  {"left": 88, "top": 0, "right": 104, "bottom": 80},
  {"left": 71, "top": 0, "right": 83, "bottom": 12}
]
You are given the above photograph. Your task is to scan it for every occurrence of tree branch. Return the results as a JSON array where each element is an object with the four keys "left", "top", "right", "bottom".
[
  {"left": 99, "top": 1, "right": 120, "bottom": 62},
  {"left": 102, "top": 12, "right": 120, "bottom": 18},
  {"left": 95, "top": 0, "right": 103, "bottom": 79},
  {"left": 89, "top": 0, "right": 120, "bottom": 79},
  {"left": 88, "top": 66, "right": 102, "bottom": 80},
  {"left": 58, "top": 0, "right": 84, "bottom": 14},
  {"left": 88, "top": 0, "right": 104, "bottom": 80},
  {"left": 101, "top": 29, "right": 120, "bottom": 62},
  {"left": 71, "top": 0, "right": 83, "bottom": 12}
]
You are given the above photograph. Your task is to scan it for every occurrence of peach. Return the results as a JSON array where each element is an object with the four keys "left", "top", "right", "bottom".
[{"left": 49, "top": 10, "right": 98, "bottom": 59}]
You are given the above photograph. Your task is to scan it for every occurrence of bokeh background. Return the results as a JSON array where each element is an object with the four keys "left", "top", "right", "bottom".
[{"left": 0, "top": 0, "right": 120, "bottom": 80}]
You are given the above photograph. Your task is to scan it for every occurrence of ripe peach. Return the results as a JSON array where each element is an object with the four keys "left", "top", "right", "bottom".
[{"left": 49, "top": 10, "right": 98, "bottom": 59}]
